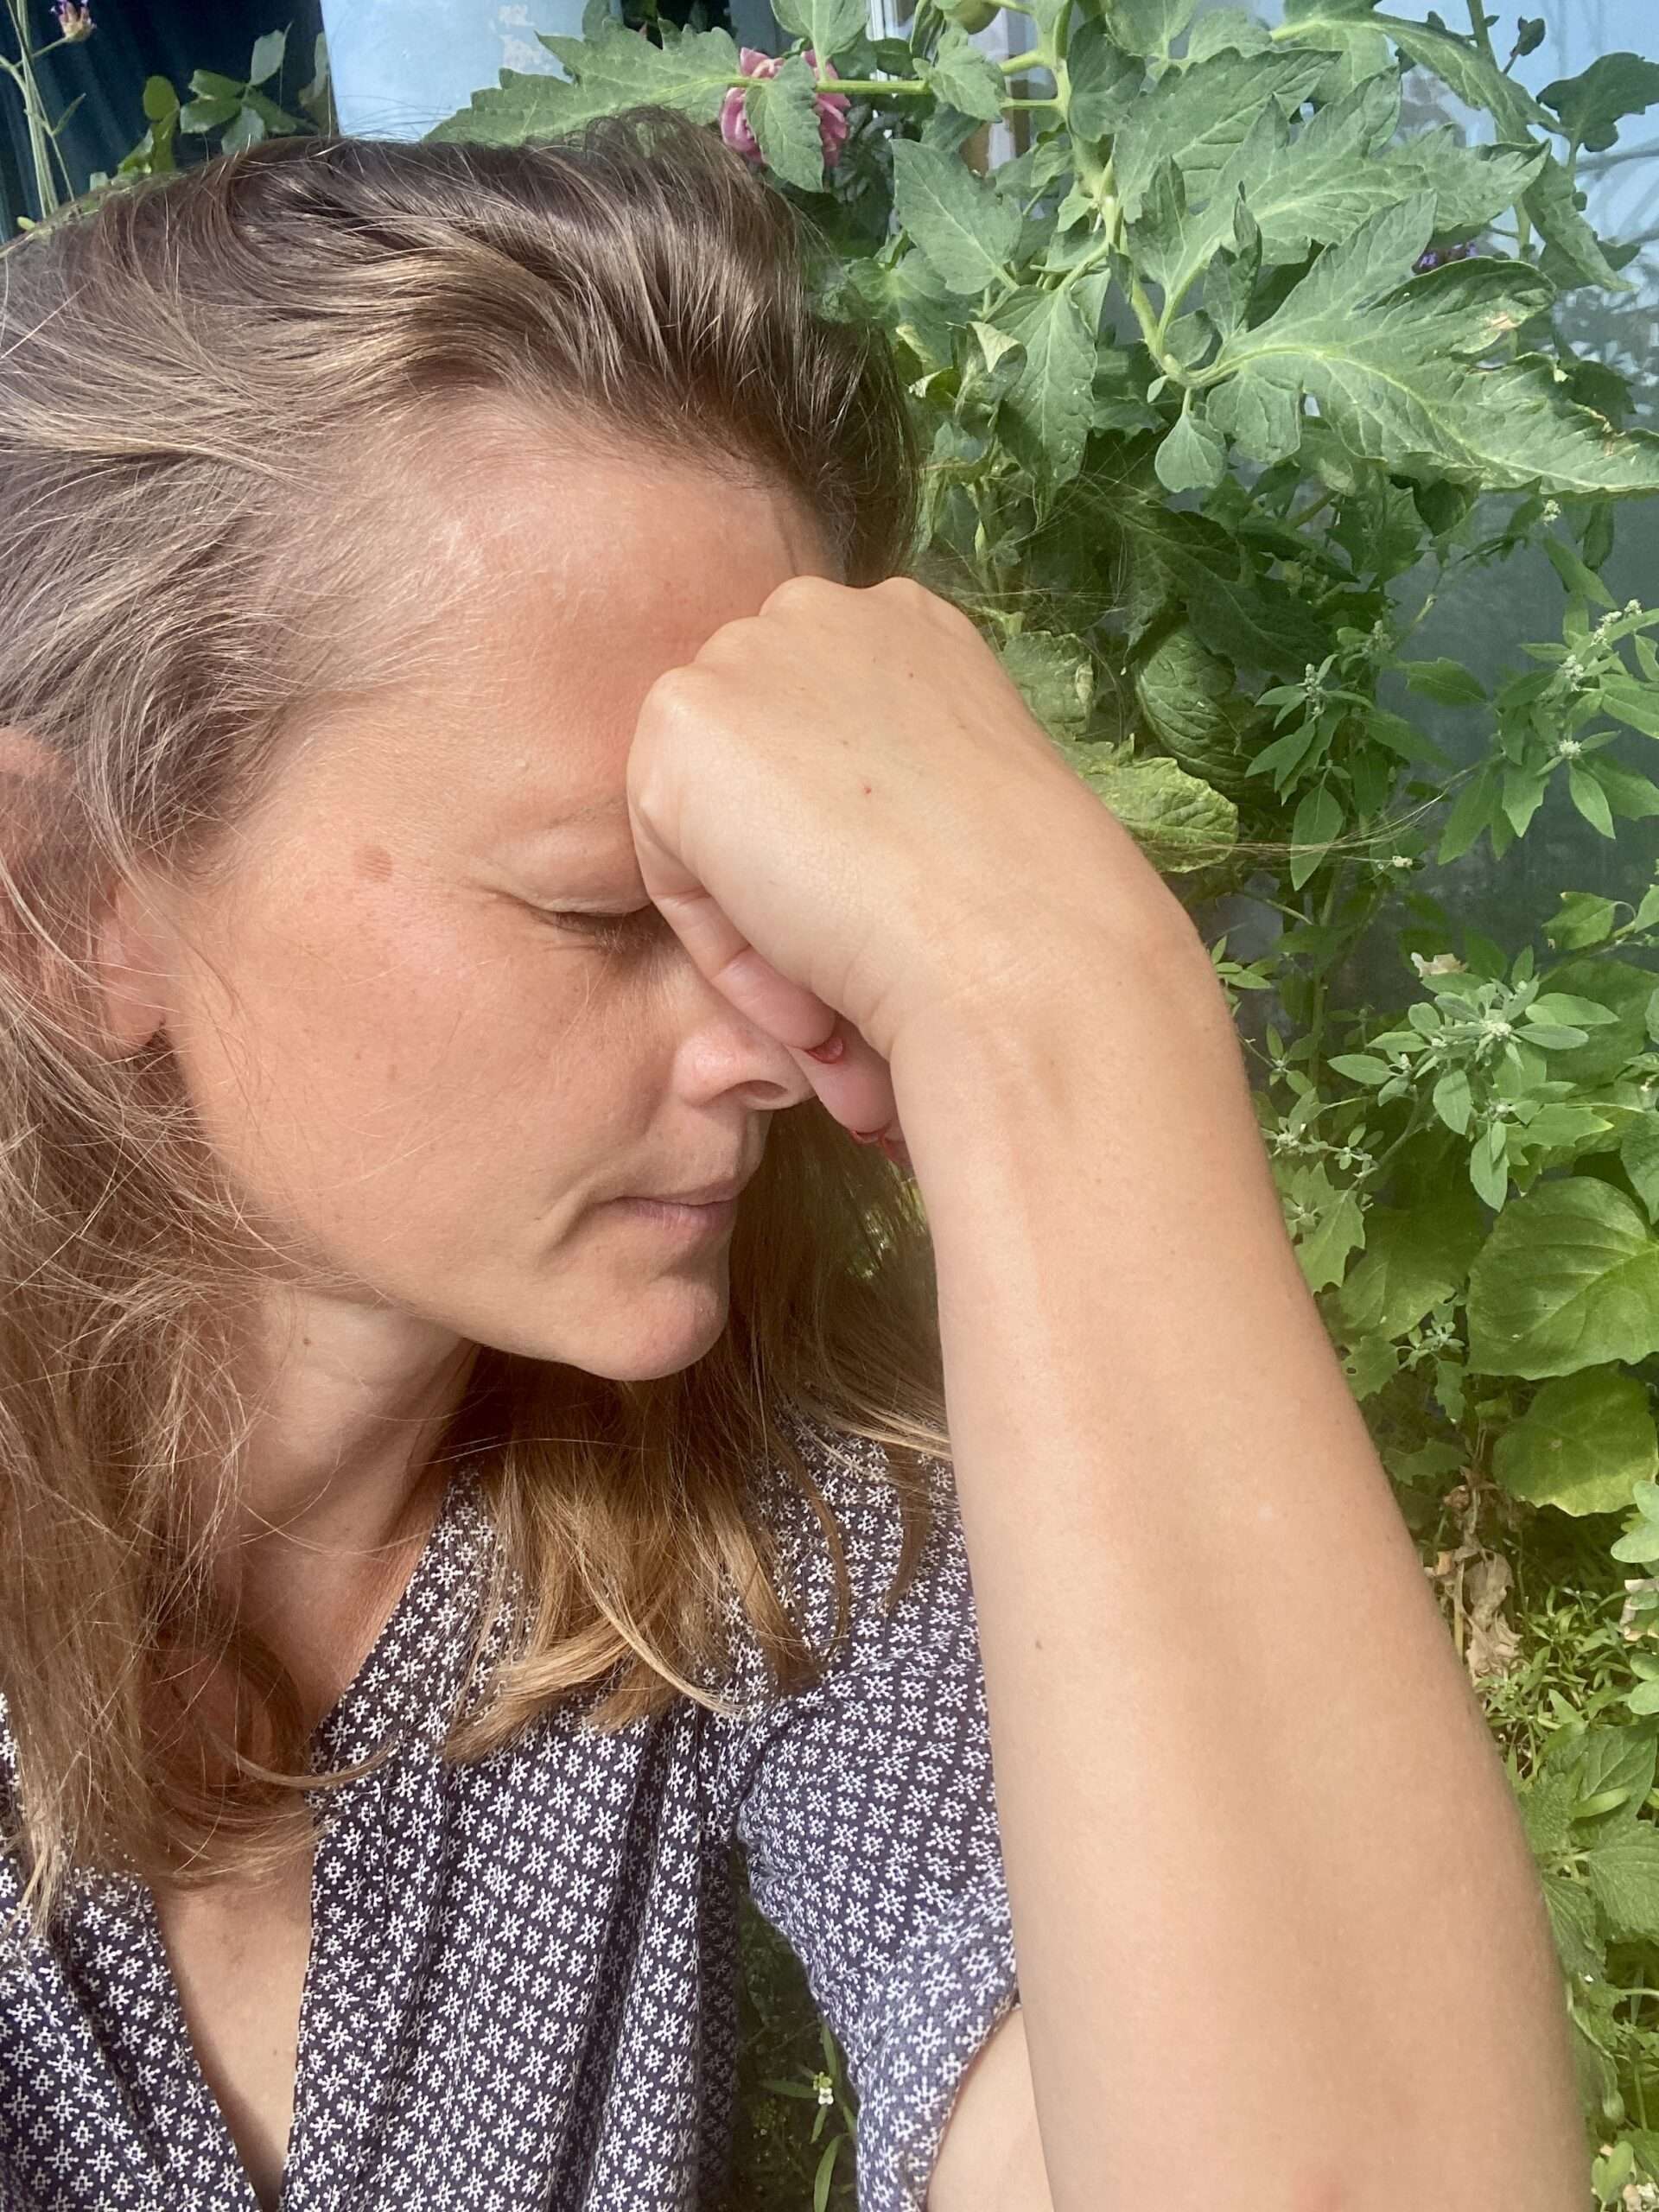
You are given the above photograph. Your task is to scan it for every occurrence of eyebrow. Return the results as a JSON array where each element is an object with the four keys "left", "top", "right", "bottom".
[{"left": 543, "top": 795, "right": 629, "bottom": 828}]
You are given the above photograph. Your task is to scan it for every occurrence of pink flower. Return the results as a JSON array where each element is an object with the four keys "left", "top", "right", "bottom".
[
  {"left": 719, "top": 45, "right": 853, "bottom": 173},
  {"left": 53, "top": 0, "right": 92, "bottom": 40}
]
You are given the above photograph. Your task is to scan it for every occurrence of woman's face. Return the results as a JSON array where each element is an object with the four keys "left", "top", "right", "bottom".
[{"left": 106, "top": 430, "right": 833, "bottom": 1382}]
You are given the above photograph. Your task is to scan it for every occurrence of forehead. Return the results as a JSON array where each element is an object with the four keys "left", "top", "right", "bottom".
[{"left": 305, "top": 417, "right": 838, "bottom": 855}]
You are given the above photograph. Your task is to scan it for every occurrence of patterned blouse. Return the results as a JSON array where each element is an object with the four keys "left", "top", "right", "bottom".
[{"left": 0, "top": 1414, "right": 1022, "bottom": 2210}]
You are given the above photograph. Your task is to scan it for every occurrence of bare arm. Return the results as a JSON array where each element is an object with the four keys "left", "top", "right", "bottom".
[{"left": 891, "top": 913, "right": 1586, "bottom": 2212}]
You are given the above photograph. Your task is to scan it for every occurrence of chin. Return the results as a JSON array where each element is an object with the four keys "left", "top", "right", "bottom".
[
  {"left": 474, "top": 1270, "right": 734, "bottom": 1378},
  {"left": 575, "top": 1304, "right": 732, "bottom": 1381}
]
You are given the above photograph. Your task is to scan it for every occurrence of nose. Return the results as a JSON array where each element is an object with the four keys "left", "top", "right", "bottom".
[{"left": 671, "top": 955, "right": 819, "bottom": 1110}]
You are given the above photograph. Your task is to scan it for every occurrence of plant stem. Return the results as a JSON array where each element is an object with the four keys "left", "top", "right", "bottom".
[
  {"left": 1, "top": 0, "right": 62, "bottom": 220},
  {"left": 1463, "top": 0, "right": 1498, "bottom": 67},
  {"left": 1128, "top": 268, "right": 1188, "bottom": 382},
  {"left": 807, "top": 74, "right": 925, "bottom": 94}
]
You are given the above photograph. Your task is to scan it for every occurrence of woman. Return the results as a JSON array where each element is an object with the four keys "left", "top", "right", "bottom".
[{"left": 0, "top": 112, "right": 1586, "bottom": 2212}]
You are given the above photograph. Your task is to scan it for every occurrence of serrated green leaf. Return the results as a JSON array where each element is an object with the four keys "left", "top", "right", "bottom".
[
  {"left": 1526, "top": 151, "right": 1632, "bottom": 294},
  {"left": 1103, "top": 0, "right": 1196, "bottom": 58},
  {"left": 970, "top": 317, "right": 1024, "bottom": 377},
  {"left": 1128, "top": 156, "right": 1211, "bottom": 308},
  {"left": 1155, "top": 399, "right": 1227, "bottom": 492},
  {"left": 1282, "top": 11, "right": 1554, "bottom": 141},
  {"left": 1494, "top": 1368, "right": 1659, "bottom": 1515},
  {"left": 746, "top": 57, "right": 825, "bottom": 192},
  {"left": 1539, "top": 52, "right": 1659, "bottom": 156},
  {"left": 924, "top": 28, "right": 1007, "bottom": 123},
  {"left": 1057, "top": 741, "right": 1239, "bottom": 870},
  {"left": 892, "top": 140, "right": 1020, "bottom": 294},
  {"left": 1207, "top": 358, "right": 1304, "bottom": 466},
  {"left": 1570, "top": 1731, "right": 1657, "bottom": 1834},
  {"left": 1133, "top": 626, "right": 1264, "bottom": 797},
  {"left": 1112, "top": 48, "right": 1335, "bottom": 225},
  {"left": 771, "top": 0, "right": 866, "bottom": 64},
  {"left": 1586, "top": 1827, "right": 1659, "bottom": 1942},
  {"left": 1466, "top": 1177, "right": 1659, "bottom": 1378},
  {"left": 1539, "top": 1870, "right": 1603, "bottom": 1978},
  {"left": 1065, "top": 22, "right": 1142, "bottom": 141},
  {"left": 995, "top": 630, "right": 1095, "bottom": 739},
  {"left": 1206, "top": 203, "right": 1659, "bottom": 498},
  {"left": 1337, "top": 1188, "right": 1483, "bottom": 1339},
  {"left": 988, "top": 283, "right": 1096, "bottom": 484},
  {"left": 1135, "top": 75, "right": 1543, "bottom": 328},
  {"left": 1296, "top": 1178, "right": 1367, "bottom": 1296},
  {"left": 428, "top": 19, "right": 741, "bottom": 141},
  {"left": 1100, "top": 490, "right": 1332, "bottom": 675},
  {"left": 1379, "top": 128, "right": 1544, "bottom": 234},
  {"left": 1187, "top": 7, "right": 1272, "bottom": 62}
]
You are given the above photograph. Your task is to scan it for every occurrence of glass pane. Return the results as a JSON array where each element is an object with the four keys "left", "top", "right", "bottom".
[{"left": 1198, "top": 1, "right": 1659, "bottom": 1005}]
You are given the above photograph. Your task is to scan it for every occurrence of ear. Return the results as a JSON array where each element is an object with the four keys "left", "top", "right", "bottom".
[
  {"left": 93, "top": 878, "right": 171, "bottom": 1057},
  {"left": 0, "top": 723, "right": 169, "bottom": 1058}
]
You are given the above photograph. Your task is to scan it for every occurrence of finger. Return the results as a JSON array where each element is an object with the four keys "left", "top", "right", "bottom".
[{"left": 648, "top": 880, "right": 901, "bottom": 1139}]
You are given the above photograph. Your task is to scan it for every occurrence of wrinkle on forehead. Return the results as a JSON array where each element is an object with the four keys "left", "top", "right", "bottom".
[
  {"left": 265, "top": 398, "right": 838, "bottom": 840},
  {"left": 369, "top": 394, "right": 834, "bottom": 622}
]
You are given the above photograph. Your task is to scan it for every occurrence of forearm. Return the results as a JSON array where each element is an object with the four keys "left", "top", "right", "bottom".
[{"left": 890, "top": 922, "right": 1586, "bottom": 2212}]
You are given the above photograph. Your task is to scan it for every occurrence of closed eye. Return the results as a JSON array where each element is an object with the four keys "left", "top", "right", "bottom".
[{"left": 533, "top": 906, "right": 663, "bottom": 951}]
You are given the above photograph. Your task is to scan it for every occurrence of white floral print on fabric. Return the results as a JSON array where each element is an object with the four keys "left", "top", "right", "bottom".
[{"left": 0, "top": 1415, "right": 1020, "bottom": 2210}]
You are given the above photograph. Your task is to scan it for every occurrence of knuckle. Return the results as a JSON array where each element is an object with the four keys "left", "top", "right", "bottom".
[
  {"left": 761, "top": 571, "right": 840, "bottom": 618},
  {"left": 877, "top": 574, "right": 978, "bottom": 636},
  {"left": 640, "top": 663, "right": 712, "bottom": 725}
]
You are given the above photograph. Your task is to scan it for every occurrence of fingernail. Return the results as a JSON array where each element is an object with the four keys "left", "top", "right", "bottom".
[
  {"left": 851, "top": 1127, "right": 887, "bottom": 1144},
  {"left": 804, "top": 1027, "right": 845, "bottom": 1065}
]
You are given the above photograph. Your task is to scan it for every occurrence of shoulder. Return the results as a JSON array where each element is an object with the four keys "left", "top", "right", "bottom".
[{"left": 709, "top": 1404, "right": 974, "bottom": 1713}]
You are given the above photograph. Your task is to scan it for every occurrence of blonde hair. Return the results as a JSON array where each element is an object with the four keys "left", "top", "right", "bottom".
[{"left": 0, "top": 111, "right": 950, "bottom": 1929}]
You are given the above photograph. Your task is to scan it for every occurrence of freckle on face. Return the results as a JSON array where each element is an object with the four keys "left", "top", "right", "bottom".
[{"left": 353, "top": 843, "right": 394, "bottom": 884}]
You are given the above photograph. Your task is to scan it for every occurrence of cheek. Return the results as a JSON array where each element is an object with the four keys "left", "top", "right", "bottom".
[{"left": 164, "top": 885, "right": 635, "bottom": 1217}]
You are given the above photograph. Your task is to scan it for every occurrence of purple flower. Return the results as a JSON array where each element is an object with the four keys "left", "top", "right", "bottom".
[
  {"left": 719, "top": 46, "right": 853, "bottom": 173},
  {"left": 1413, "top": 239, "right": 1479, "bottom": 275},
  {"left": 54, "top": 0, "right": 93, "bottom": 39}
]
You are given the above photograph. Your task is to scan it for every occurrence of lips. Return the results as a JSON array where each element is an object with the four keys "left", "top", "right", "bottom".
[{"left": 626, "top": 1175, "right": 747, "bottom": 1206}]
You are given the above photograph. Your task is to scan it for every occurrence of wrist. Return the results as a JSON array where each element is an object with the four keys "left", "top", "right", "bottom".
[{"left": 889, "top": 894, "right": 1226, "bottom": 1101}]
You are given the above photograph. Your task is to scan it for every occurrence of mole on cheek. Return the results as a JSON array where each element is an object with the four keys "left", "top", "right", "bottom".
[{"left": 353, "top": 843, "right": 394, "bottom": 884}]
